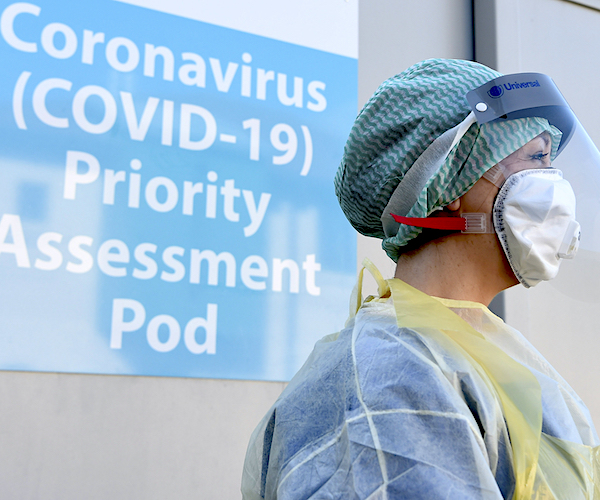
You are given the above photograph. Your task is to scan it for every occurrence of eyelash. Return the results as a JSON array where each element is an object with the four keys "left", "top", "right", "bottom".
[{"left": 531, "top": 152, "right": 549, "bottom": 161}]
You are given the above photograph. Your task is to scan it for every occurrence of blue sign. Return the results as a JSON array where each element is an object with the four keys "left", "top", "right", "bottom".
[{"left": 0, "top": 1, "right": 357, "bottom": 380}]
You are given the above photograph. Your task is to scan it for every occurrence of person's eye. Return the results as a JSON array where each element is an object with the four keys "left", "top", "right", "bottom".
[{"left": 530, "top": 152, "right": 549, "bottom": 161}]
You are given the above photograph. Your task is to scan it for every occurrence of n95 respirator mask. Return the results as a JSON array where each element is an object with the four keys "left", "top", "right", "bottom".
[{"left": 493, "top": 169, "right": 580, "bottom": 288}]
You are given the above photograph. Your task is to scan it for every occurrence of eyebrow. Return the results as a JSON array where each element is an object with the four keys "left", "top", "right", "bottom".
[{"left": 539, "top": 133, "right": 551, "bottom": 147}]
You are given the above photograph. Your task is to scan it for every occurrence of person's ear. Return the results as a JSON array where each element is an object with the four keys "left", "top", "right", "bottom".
[{"left": 445, "top": 199, "right": 461, "bottom": 212}]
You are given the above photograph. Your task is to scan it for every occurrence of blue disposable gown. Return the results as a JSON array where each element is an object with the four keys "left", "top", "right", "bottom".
[{"left": 241, "top": 278, "right": 599, "bottom": 499}]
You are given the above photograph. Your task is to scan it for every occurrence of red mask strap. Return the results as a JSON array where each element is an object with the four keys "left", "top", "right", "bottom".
[{"left": 390, "top": 213, "right": 466, "bottom": 231}]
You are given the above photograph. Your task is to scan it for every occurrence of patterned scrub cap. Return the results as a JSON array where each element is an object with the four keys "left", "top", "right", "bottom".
[{"left": 334, "top": 59, "right": 562, "bottom": 261}]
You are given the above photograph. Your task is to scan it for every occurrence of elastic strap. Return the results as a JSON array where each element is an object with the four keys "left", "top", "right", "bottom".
[
  {"left": 346, "top": 258, "right": 391, "bottom": 326},
  {"left": 381, "top": 112, "right": 477, "bottom": 238}
]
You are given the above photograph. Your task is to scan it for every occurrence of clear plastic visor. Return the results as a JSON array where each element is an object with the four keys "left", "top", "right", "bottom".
[
  {"left": 488, "top": 118, "right": 600, "bottom": 301},
  {"left": 547, "top": 118, "right": 600, "bottom": 302}
]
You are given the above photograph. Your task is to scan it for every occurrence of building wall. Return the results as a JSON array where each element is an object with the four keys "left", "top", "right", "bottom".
[{"left": 0, "top": 372, "right": 285, "bottom": 499}]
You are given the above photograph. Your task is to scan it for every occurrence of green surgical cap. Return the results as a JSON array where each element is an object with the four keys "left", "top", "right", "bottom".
[{"left": 334, "top": 59, "right": 562, "bottom": 261}]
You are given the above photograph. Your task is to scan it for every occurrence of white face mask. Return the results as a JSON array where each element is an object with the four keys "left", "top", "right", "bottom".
[{"left": 493, "top": 169, "right": 581, "bottom": 288}]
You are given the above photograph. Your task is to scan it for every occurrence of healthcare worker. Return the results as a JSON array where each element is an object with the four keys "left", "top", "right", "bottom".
[{"left": 241, "top": 59, "right": 600, "bottom": 499}]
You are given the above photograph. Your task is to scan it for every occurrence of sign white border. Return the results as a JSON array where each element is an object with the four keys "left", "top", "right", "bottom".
[{"left": 114, "top": 0, "right": 358, "bottom": 58}]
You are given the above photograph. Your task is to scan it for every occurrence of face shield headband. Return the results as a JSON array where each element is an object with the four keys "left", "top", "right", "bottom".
[{"left": 466, "top": 73, "right": 575, "bottom": 155}]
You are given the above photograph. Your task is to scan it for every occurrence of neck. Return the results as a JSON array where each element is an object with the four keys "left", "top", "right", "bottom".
[{"left": 394, "top": 233, "right": 518, "bottom": 306}]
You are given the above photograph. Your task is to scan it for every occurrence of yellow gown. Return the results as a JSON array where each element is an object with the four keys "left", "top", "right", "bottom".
[{"left": 242, "top": 261, "right": 600, "bottom": 499}]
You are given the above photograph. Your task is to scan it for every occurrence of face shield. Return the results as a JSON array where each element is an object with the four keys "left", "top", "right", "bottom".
[
  {"left": 537, "top": 117, "right": 600, "bottom": 298},
  {"left": 465, "top": 73, "right": 600, "bottom": 291},
  {"left": 390, "top": 72, "right": 600, "bottom": 290}
]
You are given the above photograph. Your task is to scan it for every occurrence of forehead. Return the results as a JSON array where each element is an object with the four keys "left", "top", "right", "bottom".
[
  {"left": 514, "top": 132, "right": 551, "bottom": 152},
  {"left": 530, "top": 132, "right": 551, "bottom": 148}
]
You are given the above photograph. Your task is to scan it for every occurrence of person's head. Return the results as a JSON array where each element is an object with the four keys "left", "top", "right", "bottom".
[{"left": 335, "top": 59, "right": 576, "bottom": 288}]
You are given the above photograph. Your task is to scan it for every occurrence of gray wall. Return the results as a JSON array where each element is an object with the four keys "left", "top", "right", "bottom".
[{"left": 0, "top": 371, "right": 285, "bottom": 499}]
